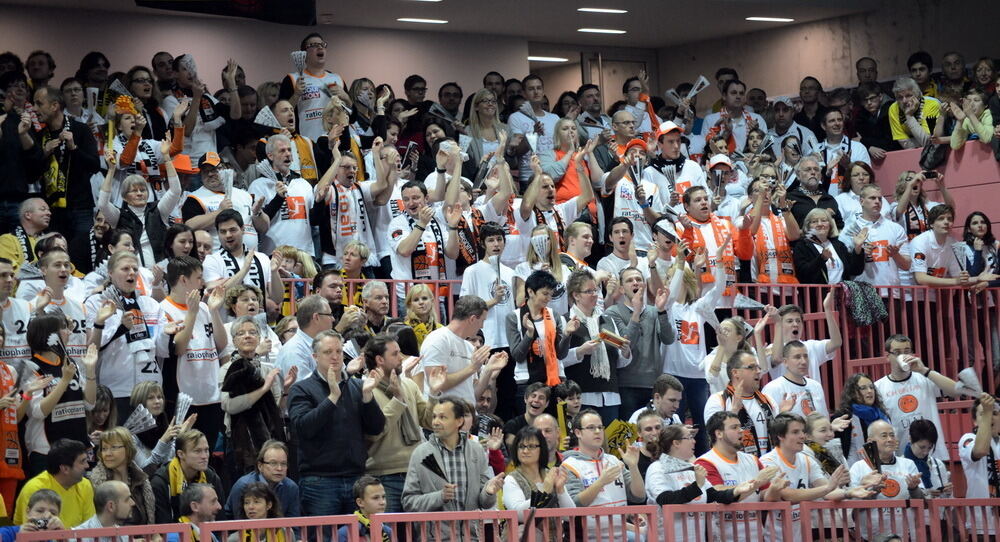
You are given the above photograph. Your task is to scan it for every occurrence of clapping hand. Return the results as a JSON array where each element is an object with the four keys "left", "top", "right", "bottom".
[{"left": 484, "top": 427, "right": 503, "bottom": 450}]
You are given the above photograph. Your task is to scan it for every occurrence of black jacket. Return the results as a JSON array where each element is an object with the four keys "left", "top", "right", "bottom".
[
  {"left": 855, "top": 102, "right": 901, "bottom": 153},
  {"left": 787, "top": 190, "right": 844, "bottom": 231},
  {"left": 33, "top": 116, "right": 100, "bottom": 210},
  {"left": 563, "top": 314, "right": 620, "bottom": 395},
  {"left": 0, "top": 113, "right": 43, "bottom": 202},
  {"left": 149, "top": 463, "right": 226, "bottom": 523},
  {"left": 288, "top": 371, "right": 385, "bottom": 478},
  {"left": 792, "top": 237, "right": 865, "bottom": 284}
]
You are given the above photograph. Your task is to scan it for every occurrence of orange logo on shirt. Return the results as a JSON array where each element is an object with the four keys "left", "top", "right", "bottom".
[
  {"left": 898, "top": 394, "right": 919, "bottom": 414},
  {"left": 285, "top": 196, "right": 306, "bottom": 220},
  {"left": 881, "top": 478, "right": 901, "bottom": 497},
  {"left": 679, "top": 320, "right": 700, "bottom": 345},
  {"left": 870, "top": 240, "right": 890, "bottom": 262}
]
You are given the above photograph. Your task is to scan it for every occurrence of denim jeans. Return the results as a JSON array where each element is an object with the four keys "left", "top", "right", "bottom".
[
  {"left": 300, "top": 475, "right": 360, "bottom": 516},
  {"left": 675, "top": 376, "right": 710, "bottom": 456},
  {"left": 377, "top": 472, "right": 406, "bottom": 513},
  {"left": 617, "top": 387, "right": 652, "bottom": 422}
]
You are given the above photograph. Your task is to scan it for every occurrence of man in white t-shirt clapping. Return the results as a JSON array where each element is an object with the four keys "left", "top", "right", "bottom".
[
  {"left": 762, "top": 340, "right": 829, "bottom": 417},
  {"left": 421, "top": 295, "right": 506, "bottom": 405}
]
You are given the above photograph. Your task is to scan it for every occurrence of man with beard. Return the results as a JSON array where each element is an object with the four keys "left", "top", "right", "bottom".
[
  {"left": 785, "top": 156, "right": 844, "bottom": 230},
  {"left": 31, "top": 86, "right": 100, "bottom": 238},
  {"left": 575, "top": 84, "right": 612, "bottom": 141},
  {"left": 182, "top": 152, "right": 267, "bottom": 252},
  {"left": 364, "top": 334, "right": 430, "bottom": 513},
  {"left": 74, "top": 480, "right": 135, "bottom": 535},
  {"left": 249, "top": 134, "right": 313, "bottom": 253},
  {"left": 202, "top": 209, "right": 282, "bottom": 307},
  {"left": 703, "top": 350, "right": 777, "bottom": 457}
]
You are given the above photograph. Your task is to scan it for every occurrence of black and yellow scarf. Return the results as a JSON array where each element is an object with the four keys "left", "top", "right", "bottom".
[{"left": 354, "top": 511, "right": 390, "bottom": 542}]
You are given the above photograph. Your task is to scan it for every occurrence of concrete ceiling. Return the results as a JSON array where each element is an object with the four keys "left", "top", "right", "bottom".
[{"left": 1, "top": 0, "right": 875, "bottom": 49}]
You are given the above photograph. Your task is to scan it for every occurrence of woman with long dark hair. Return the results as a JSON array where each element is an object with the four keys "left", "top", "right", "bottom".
[
  {"left": 960, "top": 210, "right": 1000, "bottom": 367},
  {"left": 830, "top": 373, "right": 890, "bottom": 466}
]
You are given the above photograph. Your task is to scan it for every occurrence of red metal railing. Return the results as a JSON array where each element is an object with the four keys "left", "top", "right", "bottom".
[{"left": 18, "top": 499, "right": 1000, "bottom": 541}]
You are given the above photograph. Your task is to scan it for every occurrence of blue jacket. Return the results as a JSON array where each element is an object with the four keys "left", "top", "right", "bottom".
[{"left": 223, "top": 471, "right": 301, "bottom": 519}]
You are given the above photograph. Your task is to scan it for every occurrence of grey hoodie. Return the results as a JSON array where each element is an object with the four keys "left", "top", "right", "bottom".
[{"left": 604, "top": 303, "right": 675, "bottom": 389}]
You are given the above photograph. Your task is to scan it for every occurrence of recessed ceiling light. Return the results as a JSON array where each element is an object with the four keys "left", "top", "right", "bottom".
[
  {"left": 397, "top": 17, "right": 448, "bottom": 24},
  {"left": 528, "top": 56, "right": 569, "bottom": 62},
  {"left": 577, "top": 7, "right": 628, "bottom": 14},
  {"left": 577, "top": 27, "right": 626, "bottom": 34},
  {"left": 405, "top": 0, "right": 442, "bottom": 2},
  {"left": 746, "top": 16, "right": 795, "bottom": 22}
]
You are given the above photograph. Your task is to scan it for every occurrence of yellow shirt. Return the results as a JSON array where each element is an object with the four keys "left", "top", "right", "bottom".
[
  {"left": 13, "top": 471, "right": 95, "bottom": 526},
  {"left": 889, "top": 98, "right": 941, "bottom": 141},
  {"left": 0, "top": 233, "right": 36, "bottom": 273}
]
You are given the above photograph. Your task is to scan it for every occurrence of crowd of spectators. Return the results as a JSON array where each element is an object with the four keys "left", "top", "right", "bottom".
[{"left": 0, "top": 37, "right": 998, "bottom": 541}]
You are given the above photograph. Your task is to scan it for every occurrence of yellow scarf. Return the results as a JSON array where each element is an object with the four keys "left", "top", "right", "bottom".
[
  {"left": 179, "top": 516, "right": 201, "bottom": 542},
  {"left": 168, "top": 457, "right": 207, "bottom": 497},
  {"left": 354, "top": 511, "right": 390, "bottom": 542},
  {"left": 292, "top": 134, "right": 318, "bottom": 183},
  {"left": 240, "top": 528, "right": 285, "bottom": 542},
  {"left": 348, "top": 135, "right": 366, "bottom": 182}
]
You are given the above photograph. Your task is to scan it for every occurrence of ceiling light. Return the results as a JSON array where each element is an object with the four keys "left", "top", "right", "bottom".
[
  {"left": 397, "top": 17, "right": 448, "bottom": 24},
  {"left": 577, "top": 28, "right": 626, "bottom": 34},
  {"left": 577, "top": 7, "right": 628, "bottom": 14},
  {"left": 528, "top": 56, "right": 569, "bottom": 62},
  {"left": 745, "top": 16, "right": 795, "bottom": 22},
  {"left": 405, "top": 0, "right": 442, "bottom": 2}
]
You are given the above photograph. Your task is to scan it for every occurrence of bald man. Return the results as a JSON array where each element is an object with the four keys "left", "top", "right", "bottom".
[
  {"left": 532, "top": 413, "right": 564, "bottom": 467},
  {"left": 0, "top": 198, "right": 51, "bottom": 272}
]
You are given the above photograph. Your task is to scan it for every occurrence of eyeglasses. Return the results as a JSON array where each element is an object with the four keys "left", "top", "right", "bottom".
[
  {"left": 741, "top": 364, "right": 762, "bottom": 371},
  {"left": 517, "top": 444, "right": 541, "bottom": 451},
  {"left": 260, "top": 461, "right": 288, "bottom": 468},
  {"left": 580, "top": 289, "right": 599, "bottom": 295},
  {"left": 316, "top": 312, "right": 334, "bottom": 318},
  {"left": 131, "top": 78, "right": 153, "bottom": 85},
  {"left": 582, "top": 425, "right": 605, "bottom": 432},
  {"left": 305, "top": 42, "right": 328, "bottom": 49}
]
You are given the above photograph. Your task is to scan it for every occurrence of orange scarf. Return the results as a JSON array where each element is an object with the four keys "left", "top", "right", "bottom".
[
  {"left": 683, "top": 215, "right": 737, "bottom": 295},
  {"left": 754, "top": 214, "right": 797, "bottom": 284},
  {"left": 0, "top": 362, "right": 22, "bottom": 481},
  {"left": 529, "top": 307, "right": 560, "bottom": 386}
]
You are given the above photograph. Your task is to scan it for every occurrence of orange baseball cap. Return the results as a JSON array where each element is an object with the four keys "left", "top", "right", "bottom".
[{"left": 197, "top": 151, "right": 222, "bottom": 169}]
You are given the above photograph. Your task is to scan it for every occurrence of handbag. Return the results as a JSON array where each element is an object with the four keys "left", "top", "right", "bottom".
[{"left": 919, "top": 139, "right": 949, "bottom": 170}]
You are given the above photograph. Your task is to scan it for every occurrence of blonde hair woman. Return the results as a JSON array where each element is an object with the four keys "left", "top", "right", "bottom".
[
  {"left": 463, "top": 88, "right": 511, "bottom": 179},
  {"left": 403, "top": 283, "right": 442, "bottom": 347},
  {"left": 88, "top": 427, "right": 156, "bottom": 525}
]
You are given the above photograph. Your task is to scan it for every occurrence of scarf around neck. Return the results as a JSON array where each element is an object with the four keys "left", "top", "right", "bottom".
[{"left": 570, "top": 304, "right": 609, "bottom": 381}]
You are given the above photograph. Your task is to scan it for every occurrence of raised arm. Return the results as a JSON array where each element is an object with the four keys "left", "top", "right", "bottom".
[
  {"left": 519, "top": 156, "right": 544, "bottom": 221},
  {"left": 98, "top": 148, "right": 121, "bottom": 227}
]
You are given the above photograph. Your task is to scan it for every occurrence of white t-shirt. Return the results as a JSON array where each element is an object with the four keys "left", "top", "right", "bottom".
[
  {"left": 958, "top": 432, "right": 1000, "bottom": 499},
  {"left": 420, "top": 326, "right": 475, "bottom": 403},
  {"left": 480, "top": 198, "right": 524, "bottom": 270},
  {"left": 248, "top": 176, "right": 315, "bottom": 254},
  {"left": 695, "top": 448, "right": 763, "bottom": 542},
  {"left": 644, "top": 160, "right": 707, "bottom": 216},
  {"left": 460, "top": 257, "right": 515, "bottom": 348},
  {"left": 514, "top": 262, "right": 570, "bottom": 317},
  {"left": 508, "top": 110, "right": 560, "bottom": 182},
  {"left": 159, "top": 298, "right": 221, "bottom": 405},
  {"left": 601, "top": 175, "right": 658, "bottom": 252},
  {"left": 513, "top": 198, "right": 581, "bottom": 252},
  {"left": 84, "top": 294, "right": 163, "bottom": 398},
  {"left": 698, "top": 110, "right": 768, "bottom": 153},
  {"left": 768, "top": 122, "right": 819, "bottom": 158},
  {"left": 760, "top": 448, "right": 827, "bottom": 541},
  {"left": 909, "top": 229, "right": 961, "bottom": 279},
  {"left": 161, "top": 93, "right": 226, "bottom": 158},
  {"left": 761, "top": 375, "right": 829, "bottom": 417},
  {"left": 834, "top": 191, "right": 891, "bottom": 230},
  {"left": 286, "top": 70, "right": 345, "bottom": 141},
  {"left": 839, "top": 215, "right": 908, "bottom": 288},
  {"left": 203, "top": 249, "right": 272, "bottom": 295},
  {"left": 766, "top": 338, "right": 834, "bottom": 382},
  {"left": 874, "top": 372, "right": 948, "bottom": 461},
  {"left": 0, "top": 298, "right": 30, "bottom": 370},
  {"left": 596, "top": 252, "right": 648, "bottom": 281},
  {"left": 701, "top": 348, "right": 730, "bottom": 394},
  {"left": 183, "top": 186, "right": 259, "bottom": 253},
  {"left": 849, "top": 457, "right": 923, "bottom": 537},
  {"left": 370, "top": 179, "right": 407, "bottom": 260}
]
